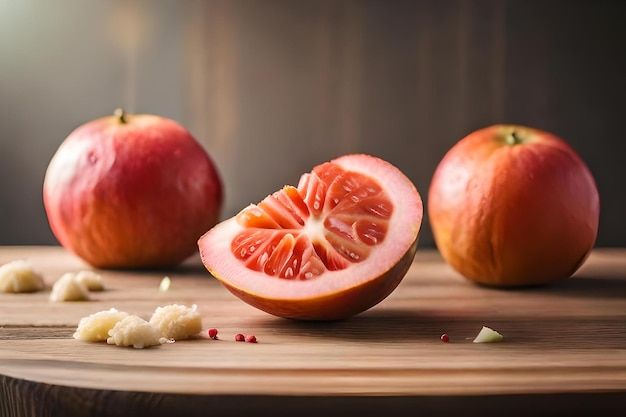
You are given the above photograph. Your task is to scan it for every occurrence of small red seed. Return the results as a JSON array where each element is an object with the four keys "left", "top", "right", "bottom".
[
  {"left": 440, "top": 333, "right": 450, "bottom": 343},
  {"left": 245, "top": 335, "right": 257, "bottom": 343},
  {"left": 235, "top": 333, "right": 245, "bottom": 342},
  {"left": 208, "top": 328, "right": 218, "bottom": 339}
]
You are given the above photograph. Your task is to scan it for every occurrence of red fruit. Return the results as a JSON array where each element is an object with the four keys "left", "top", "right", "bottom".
[
  {"left": 207, "top": 328, "right": 218, "bottom": 339},
  {"left": 245, "top": 335, "right": 257, "bottom": 343},
  {"left": 428, "top": 125, "right": 600, "bottom": 287},
  {"left": 43, "top": 109, "right": 223, "bottom": 269},
  {"left": 235, "top": 333, "right": 245, "bottom": 342},
  {"left": 198, "top": 154, "right": 423, "bottom": 321}
]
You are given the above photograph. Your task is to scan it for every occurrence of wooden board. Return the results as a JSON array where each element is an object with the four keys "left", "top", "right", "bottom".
[{"left": 1, "top": 246, "right": 626, "bottom": 416}]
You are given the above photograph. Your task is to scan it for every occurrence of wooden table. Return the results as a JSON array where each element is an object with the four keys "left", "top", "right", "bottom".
[{"left": 1, "top": 246, "right": 625, "bottom": 416}]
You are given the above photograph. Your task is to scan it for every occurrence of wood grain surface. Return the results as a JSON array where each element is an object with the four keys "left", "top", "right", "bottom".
[{"left": 1, "top": 246, "right": 625, "bottom": 417}]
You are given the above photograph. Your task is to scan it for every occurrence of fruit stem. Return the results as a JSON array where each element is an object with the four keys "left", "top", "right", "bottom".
[
  {"left": 114, "top": 108, "right": 128, "bottom": 124},
  {"left": 506, "top": 130, "right": 522, "bottom": 146}
]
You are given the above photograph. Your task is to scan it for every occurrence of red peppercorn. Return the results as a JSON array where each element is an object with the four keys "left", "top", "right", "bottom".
[
  {"left": 245, "top": 334, "right": 257, "bottom": 343},
  {"left": 208, "top": 328, "right": 218, "bottom": 339},
  {"left": 440, "top": 333, "right": 450, "bottom": 343},
  {"left": 235, "top": 333, "right": 245, "bottom": 342}
]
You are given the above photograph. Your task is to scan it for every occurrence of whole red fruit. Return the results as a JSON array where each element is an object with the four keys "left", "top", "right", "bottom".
[
  {"left": 43, "top": 109, "right": 223, "bottom": 269},
  {"left": 428, "top": 125, "right": 600, "bottom": 287}
]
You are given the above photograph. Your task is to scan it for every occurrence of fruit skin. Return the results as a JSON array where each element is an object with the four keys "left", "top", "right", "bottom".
[
  {"left": 428, "top": 124, "right": 600, "bottom": 287},
  {"left": 43, "top": 109, "right": 223, "bottom": 269},
  {"left": 223, "top": 236, "right": 418, "bottom": 321},
  {"left": 198, "top": 154, "right": 423, "bottom": 321}
]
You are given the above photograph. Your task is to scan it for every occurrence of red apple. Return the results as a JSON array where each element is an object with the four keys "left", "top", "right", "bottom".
[
  {"left": 428, "top": 124, "right": 600, "bottom": 287},
  {"left": 43, "top": 109, "right": 223, "bottom": 269}
]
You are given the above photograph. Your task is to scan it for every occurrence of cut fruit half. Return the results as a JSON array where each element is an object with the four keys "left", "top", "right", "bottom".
[{"left": 198, "top": 154, "right": 423, "bottom": 320}]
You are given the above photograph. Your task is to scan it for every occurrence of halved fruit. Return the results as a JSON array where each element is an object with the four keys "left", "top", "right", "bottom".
[{"left": 198, "top": 154, "right": 423, "bottom": 320}]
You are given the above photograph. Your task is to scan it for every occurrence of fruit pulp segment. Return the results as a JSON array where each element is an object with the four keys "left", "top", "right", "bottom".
[{"left": 231, "top": 162, "right": 393, "bottom": 280}]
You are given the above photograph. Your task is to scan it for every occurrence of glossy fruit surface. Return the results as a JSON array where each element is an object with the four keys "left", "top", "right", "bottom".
[
  {"left": 198, "top": 154, "right": 423, "bottom": 320},
  {"left": 428, "top": 124, "right": 600, "bottom": 287},
  {"left": 44, "top": 109, "right": 223, "bottom": 269}
]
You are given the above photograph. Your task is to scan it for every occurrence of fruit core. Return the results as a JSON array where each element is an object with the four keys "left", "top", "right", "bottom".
[{"left": 231, "top": 162, "right": 393, "bottom": 281}]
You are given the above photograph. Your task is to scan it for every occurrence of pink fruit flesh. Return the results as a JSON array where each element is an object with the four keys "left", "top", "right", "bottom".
[{"left": 232, "top": 162, "right": 392, "bottom": 280}]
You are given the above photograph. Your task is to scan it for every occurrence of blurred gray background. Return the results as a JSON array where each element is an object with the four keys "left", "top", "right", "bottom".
[{"left": 0, "top": 0, "right": 624, "bottom": 248}]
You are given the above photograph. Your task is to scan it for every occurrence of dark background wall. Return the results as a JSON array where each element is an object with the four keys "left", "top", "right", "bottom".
[{"left": 0, "top": 0, "right": 624, "bottom": 248}]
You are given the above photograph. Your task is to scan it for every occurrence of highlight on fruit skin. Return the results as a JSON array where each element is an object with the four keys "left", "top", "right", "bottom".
[
  {"left": 198, "top": 154, "right": 423, "bottom": 321},
  {"left": 428, "top": 124, "right": 600, "bottom": 287}
]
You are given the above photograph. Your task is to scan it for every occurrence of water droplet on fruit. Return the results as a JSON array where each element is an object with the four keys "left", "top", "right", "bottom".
[{"left": 363, "top": 233, "right": 378, "bottom": 244}]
